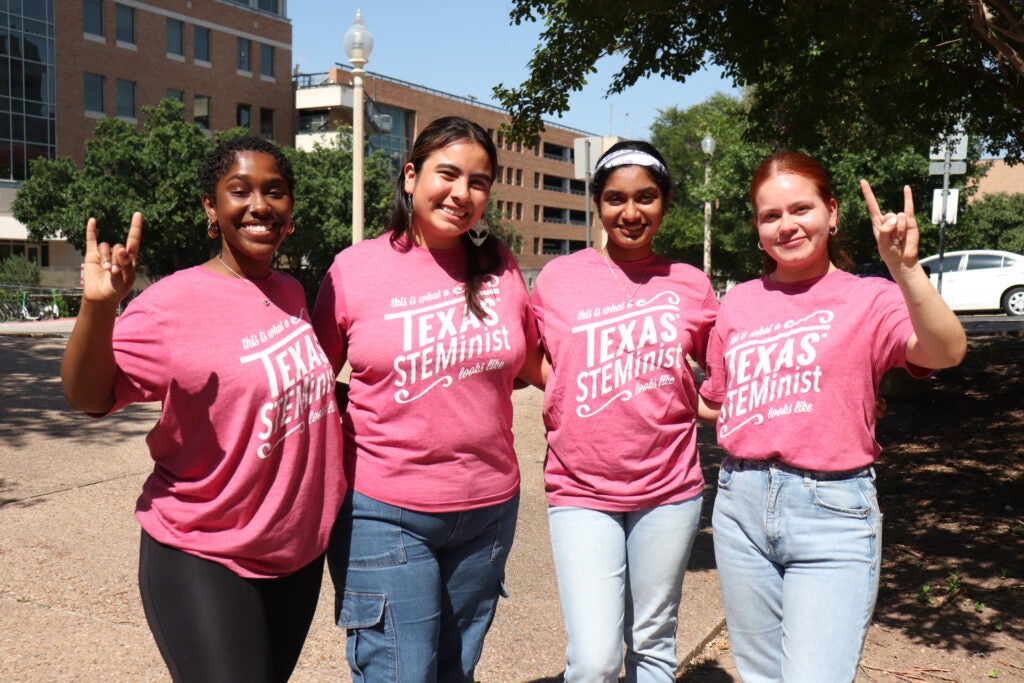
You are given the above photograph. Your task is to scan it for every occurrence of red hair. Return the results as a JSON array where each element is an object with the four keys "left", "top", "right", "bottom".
[{"left": 749, "top": 151, "right": 852, "bottom": 274}]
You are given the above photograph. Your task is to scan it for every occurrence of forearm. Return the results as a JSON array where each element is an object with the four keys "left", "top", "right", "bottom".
[
  {"left": 893, "top": 263, "right": 967, "bottom": 369},
  {"left": 61, "top": 299, "right": 120, "bottom": 413},
  {"left": 697, "top": 395, "right": 721, "bottom": 424}
]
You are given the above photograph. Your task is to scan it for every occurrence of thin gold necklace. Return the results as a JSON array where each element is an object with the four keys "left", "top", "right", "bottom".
[
  {"left": 218, "top": 254, "right": 271, "bottom": 306},
  {"left": 601, "top": 249, "right": 652, "bottom": 303}
]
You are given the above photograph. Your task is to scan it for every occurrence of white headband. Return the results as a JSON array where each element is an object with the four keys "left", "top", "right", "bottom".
[{"left": 594, "top": 149, "right": 667, "bottom": 176}]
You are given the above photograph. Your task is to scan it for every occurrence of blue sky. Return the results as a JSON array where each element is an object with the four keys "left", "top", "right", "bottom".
[{"left": 289, "top": 2, "right": 737, "bottom": 139}]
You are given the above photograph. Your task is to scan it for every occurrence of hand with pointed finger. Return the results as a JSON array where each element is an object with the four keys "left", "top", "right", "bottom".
[
  {"left": 81, "top": 212, "right": 143, "bottom": 304},
  {"left": 860, "top": 180, "right": 920, "bottom": 273}
]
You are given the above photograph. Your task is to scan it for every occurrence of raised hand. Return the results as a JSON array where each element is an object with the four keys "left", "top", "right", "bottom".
[
  {"left": 859, "top": 180, "right": 919, "bottom": 271},
  {"left": 81, "top": 212, "right": 143, "bottom": 304}
]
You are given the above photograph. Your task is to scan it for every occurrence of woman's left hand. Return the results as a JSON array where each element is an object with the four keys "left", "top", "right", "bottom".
[{"left": 860, "top": 180, "right": 920, "bottom": 274}]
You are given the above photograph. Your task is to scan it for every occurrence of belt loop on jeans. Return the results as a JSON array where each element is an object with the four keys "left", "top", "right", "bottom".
[{"left": 723, "top": 456, "right": 871, "bottom": 481}]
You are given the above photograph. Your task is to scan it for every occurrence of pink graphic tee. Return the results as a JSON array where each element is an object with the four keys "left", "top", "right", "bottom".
[
  {"left": 107, "top": 266, "right": 346, "bottom": 578},
  {"left": 700, "top": 269, "right": 927, "bottom": 471},
  {"left": 312, "top": 235, "right": 539, "bottom": 513},
  {"left": 532, "top": 249, "right": 718, "bottom": 511}
]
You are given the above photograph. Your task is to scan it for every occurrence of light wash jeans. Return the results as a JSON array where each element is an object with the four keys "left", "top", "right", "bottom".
[
  {"left": 327, "top": 490, "right": 519, "bottom": 683},
  {"left": 712, "top": 457, "right": 882, "bottom": 683},
  {"left": 548, "top": 495, "right": 703, "bottom": 683}
]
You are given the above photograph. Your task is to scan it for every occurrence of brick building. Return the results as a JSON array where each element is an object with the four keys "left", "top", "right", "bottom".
[
  {"left": 295, "top": 67, "right": 612, "bottom": 278},
  {"left": 1, "top": 0, "right": 293, "bottom": 287}
]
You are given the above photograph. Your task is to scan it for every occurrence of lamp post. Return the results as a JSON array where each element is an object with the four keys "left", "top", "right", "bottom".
[
  {"left": 700, "top": 133, "right": 716, "bottom": 275},
  {"left": 344, "top": 9, "right": 373, "bottom": 243}
]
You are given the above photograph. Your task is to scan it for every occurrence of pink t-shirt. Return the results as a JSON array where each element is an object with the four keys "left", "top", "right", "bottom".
[
  {"left": 312, "top": 234, "right": 539, "bottom": 513},
  {"left": 531, "top": 249, "right": 718, "bottom": 511},
  {"left": 699, "top": 269, "right": 926, "bottom": 471},
  {"left": 108, "top": 266, "right": 346, "bottom": 578}
]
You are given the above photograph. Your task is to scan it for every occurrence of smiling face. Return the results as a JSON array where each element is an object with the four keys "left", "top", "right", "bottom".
[
  {"left": 598, "top": 165, "right": 667, "bottom": 261},
  {"left": 753, "top": 172, "right": 839, "bottom": 282},
  {"left": 403, "top": 141, "right": 493, "bottom": 250},
  {"left": 203, "top": 150, "right": 293, "bottom": 276}
]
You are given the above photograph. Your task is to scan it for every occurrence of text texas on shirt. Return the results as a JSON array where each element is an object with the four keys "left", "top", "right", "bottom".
[
  {"left": 385, "top": 274, "right": 513, "bottom": 403},
  {"left": 719, "top": 309, "right": 832, "bottom": 437},
  {"left": 571, "top": 290, "right": 688, "bottom": 418},
  {"left": 239, "top": 313, "right": 337, "bottom": 458}
]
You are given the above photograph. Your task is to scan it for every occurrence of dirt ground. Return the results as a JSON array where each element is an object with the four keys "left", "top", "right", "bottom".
[{"left": 681, "top": 333, "right": 1024, "bottom": 682}]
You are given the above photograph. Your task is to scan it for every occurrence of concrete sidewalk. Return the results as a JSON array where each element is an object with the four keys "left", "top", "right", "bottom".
[{"left": 0, "top": 331, "right": 732, "bottom": 681}]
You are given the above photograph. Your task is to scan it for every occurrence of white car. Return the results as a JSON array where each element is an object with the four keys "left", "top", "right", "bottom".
[{"left": 919, "top": 249, "right": 1024, "bottom": 316}]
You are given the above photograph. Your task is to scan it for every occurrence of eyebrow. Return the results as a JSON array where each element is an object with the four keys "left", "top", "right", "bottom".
[{"left": 436, "top": 162, "right": 492, "bottom": 183}]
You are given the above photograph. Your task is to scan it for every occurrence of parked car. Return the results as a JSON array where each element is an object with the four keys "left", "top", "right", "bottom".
[{"left": 918, "top": 249, "right": 1024, "bottom": 316}]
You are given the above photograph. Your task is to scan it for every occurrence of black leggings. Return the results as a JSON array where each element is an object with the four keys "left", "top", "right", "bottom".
[{"left": 138, "top": 531, "right": 324, "bottom": 683}]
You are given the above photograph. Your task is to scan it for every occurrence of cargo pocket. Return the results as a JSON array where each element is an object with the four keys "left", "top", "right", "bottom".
[{"left": 338, "top": 591, "right": 395, "bottom": 678}]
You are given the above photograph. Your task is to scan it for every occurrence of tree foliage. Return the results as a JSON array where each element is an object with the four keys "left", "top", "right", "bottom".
[
  {"left": 0, "top": 254, "right": 41, "bottom": 285},
  {"left": 954, "top": 192, "right": 1024, "bottom": 254},
  {"left": 496, "top": 1, "right": 1024, "bottom": 160},
  {"left": 12, "top": 100, "right": 396, "bottom": 300},
  {"left": 647, "top": 93, "right": 988, "bottom": 285},
  {"left": 13, "top": 99, "right": 215, "bottom": 278}
]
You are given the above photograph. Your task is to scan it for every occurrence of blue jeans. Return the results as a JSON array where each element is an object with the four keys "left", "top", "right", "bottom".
[
  {"left": 548, "top": 496, "right": 703, "bottom": 683},
  {"left": 712, "top": 457, "right": 882, "bottom": 683},
  {"left": 328, "top": 490, "right": 519, "bottom": 683}
]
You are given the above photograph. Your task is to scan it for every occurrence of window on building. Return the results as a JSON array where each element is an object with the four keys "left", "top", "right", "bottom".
[
  {"left": 166, "top": 88, "right": 184, "bottom": 102},
  {"left": 259, "top": 108, "right": 274, "bottom": 139},
  {"left": 237, "top": 38, "right": 251, "bottom": 72},
  {"left": 84, "top": 72, "right": 104, "bottom": 113},
  {"left": 194, "top": 26, "right": 211, "bottom": 62},
  {"left": 166, "top": 19, "right": 184, "bottom": 56},
  {"left": 260, "top": 43, "right": 274, "bottom": 77},
  {"left": 194, "top": 95, "right": 211, "bottom": 129},
  {"left": 83, "top": 0, "right": 103, "bottom": 36},
  {"left": 516, "top": 169, "right": 523, "bottom": 186},
  {"left": 237, "top": 104, "right": 252, "bottom": 131},
  {"left": 116, "top": 79, "right": 135, "bottom": 118},
  {"left": 115, "top": 4, "right": 134, "bottom": 43},
  {"left": 257, "top": 0, "right": 282, "bottom": 13}
]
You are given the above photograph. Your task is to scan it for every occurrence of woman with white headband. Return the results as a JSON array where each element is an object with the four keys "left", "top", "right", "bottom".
[{"left": 530, "top": 140, "right": 718, "bottom": 681}]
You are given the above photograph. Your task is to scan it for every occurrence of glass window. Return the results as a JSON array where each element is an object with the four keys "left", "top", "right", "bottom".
[
  {"left": 84, "top": 72, "right": 104, "bottom": 113},
  {"left": 166, "top": 88, "right": 184, "bottom": 102},
  {"left": 83, "top": 0, "right": 103, "bottom": 36},
  {"left": 257, "top": 0, "right": 282, "bottom": 13},
  {"left": 116, "top": 79, "right": 135, "bottom": 118},
  {"left": 236, "top": 103, "right": 251, "bottom": 130},
  {"left": 259, "top": 107, "right": 274, "bottom": 139},
  {"left": 194, "top": 26, "right": 210, "bottom": 62},
  {"left": 194, "top": 95, "right": 210, "bottom": 129},
  {"left": 115, "top": 4, "right": 134, "bottom": 43},
  {"left": 260, "top": 43, "right": 274, "bottom": 77},
  {"left": 965, "top": 253, "right": 1005, "bottom": 270},
  {"left": 237, "top": 38, "right": 251, "bottom": 72},
  {"left": 166, "top": 19, "right": 183, "bottom": 56}
]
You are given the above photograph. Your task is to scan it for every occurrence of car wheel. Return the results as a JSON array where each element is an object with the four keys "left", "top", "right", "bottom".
[{"left": 1002, "top": 286, "right": 1024, "bottom": 316}]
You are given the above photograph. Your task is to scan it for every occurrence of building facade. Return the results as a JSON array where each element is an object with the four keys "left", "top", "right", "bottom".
[
  {"left": 1, "top": 0, "right": 293, "bottom": 287},
  {"left": 295, "top": 67, "right": 614, "bottom": 277}
]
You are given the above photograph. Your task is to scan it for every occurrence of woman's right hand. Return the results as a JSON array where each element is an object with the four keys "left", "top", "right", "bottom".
[{"left": 82, "top": 212, "right": 143, "bottom": 304}]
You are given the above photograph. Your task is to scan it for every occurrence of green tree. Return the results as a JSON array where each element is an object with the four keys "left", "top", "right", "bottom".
[
  {"left": 955, "top": 193, "right": 1024, "bottom": 254},
  {"left": 13, "top": 99, "right": 215, "bottom": 279},
  {"left": 282, "top": 137, "right": 393, "bottom": 296},
  {"left": 648, "top": 93, "right": 963, "bottom": 285},
  {"left": 0, "top": 254, "right": 41, "bottom": 285},
  {"left": 495, "top": 1, "right": 1024, "bottom": 160}
]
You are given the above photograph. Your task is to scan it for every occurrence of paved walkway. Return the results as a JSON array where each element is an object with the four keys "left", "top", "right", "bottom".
[{"left": 0, "top": 327, "right": 733, "bottom": 681}]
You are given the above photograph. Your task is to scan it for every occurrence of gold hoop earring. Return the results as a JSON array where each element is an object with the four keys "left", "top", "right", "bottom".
[{"left": 207, "top": 219, "right": 220, "bottom": 239}]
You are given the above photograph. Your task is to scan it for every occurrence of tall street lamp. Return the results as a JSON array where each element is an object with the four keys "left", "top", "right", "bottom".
[
  {"left": 344, "top": 9, "right": 373, "bottom": 244},
  {"left": 700, "top": 133, "right": 716, "bottom": 275}
]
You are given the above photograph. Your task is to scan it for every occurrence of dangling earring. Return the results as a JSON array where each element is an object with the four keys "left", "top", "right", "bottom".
[
  {"left": 404, "top": 192, "right": 414, "bottom": 231},
  {"left": 207, "top": 218, "right": 220, "bottom": 239},
  {"left": 468, "top": 221, "right": 490, "bottom": 247},
  {"left": 828, "top": 225, "right": 838, "bottom": 235}
]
